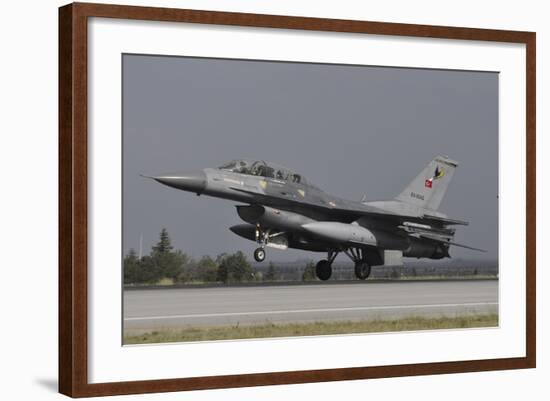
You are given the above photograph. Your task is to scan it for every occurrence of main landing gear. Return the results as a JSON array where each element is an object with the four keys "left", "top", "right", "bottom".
[
  {"left": 315, "top": 250, "right": 338, "bottom": 281},
  {"left": 343, "top": 247, "right": 372, "bottom": 280},
  {"left": 314, "top": 248, "right": 372, "bottom": 281},
  {"left": 354, "top": 260, "right": 371, "bottom": 280}
]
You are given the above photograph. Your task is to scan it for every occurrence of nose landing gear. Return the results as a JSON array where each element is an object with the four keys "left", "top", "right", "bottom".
[
  {"left": 253, "top": 224, "right": 287, "bottom": 262},
  {"left": 253, "top": 224, "right": 268, "bottom": 262},
  {"left": 253, "top": 247, "right": 266, "bottom": 262}
]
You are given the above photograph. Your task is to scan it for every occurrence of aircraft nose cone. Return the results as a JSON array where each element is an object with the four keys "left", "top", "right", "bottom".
[{"left": 152, "top": 171, "right": 207, "bottom": 193}]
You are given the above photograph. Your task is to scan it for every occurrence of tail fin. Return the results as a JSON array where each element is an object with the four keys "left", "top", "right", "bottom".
[{"left": 395, "top": 156, "right": 458, "bottom": 211}]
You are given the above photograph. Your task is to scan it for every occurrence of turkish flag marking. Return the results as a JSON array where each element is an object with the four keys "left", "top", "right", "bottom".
[{"left": 425, "top": 179, "right": 432, "bottom": 188}]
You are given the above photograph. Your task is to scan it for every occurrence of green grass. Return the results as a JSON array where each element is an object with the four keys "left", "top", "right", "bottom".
[
  {"left": 154, "top": 277, "right": 175, "bottom": 286},
  {"left": 124, "top": 314, "right": 498, "bottom": 345}
]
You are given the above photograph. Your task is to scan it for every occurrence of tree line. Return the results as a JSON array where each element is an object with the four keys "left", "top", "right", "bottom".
[
  {"left": 124, "top": 229, "right": 495, "bottom": 285},
  {"left": 124, "top": 228, "right": 270, "bottom": 285}
]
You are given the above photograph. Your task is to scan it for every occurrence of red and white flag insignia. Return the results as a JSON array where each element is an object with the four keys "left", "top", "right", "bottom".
[{"left": 425, "top": 179, "right": 433, "bottom": 188}]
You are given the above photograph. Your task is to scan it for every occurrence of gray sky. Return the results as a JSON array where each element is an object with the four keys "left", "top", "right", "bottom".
[{"left": 123, "top": 54, "right": 498, "bottom": 262}]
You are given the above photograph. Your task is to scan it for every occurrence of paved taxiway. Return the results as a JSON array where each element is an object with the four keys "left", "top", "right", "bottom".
[{"left": 123, "top": 280, "right": 498, "bottom": 330}]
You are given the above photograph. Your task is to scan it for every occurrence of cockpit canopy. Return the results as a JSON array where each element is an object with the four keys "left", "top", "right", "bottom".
[{"left": 217, "top": 159, "right": 307, "bottom": 184}]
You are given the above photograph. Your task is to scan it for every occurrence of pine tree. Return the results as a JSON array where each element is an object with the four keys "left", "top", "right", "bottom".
[
  {"left": 150, "top": 228, "right": 186, "bottom": 282},
  {"left": 152, "top": 228, "right": 173, "bottom": 255},
  {"left": 162, "top": 249, "right": 188, "bottom": 281}
]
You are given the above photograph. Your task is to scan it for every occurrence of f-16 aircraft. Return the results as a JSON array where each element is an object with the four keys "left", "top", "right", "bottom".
[{"left": 146, "top": 156, "right": 484, "bottom": 281}]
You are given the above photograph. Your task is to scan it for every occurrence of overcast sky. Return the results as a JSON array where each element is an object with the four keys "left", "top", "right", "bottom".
[{"left": 122, "top": 54, "right": 498, "bottom": 262}]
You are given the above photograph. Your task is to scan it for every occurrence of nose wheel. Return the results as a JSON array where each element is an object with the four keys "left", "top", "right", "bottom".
[
  {"left": 254, "top": 247, "right": 266, "bottom": 262},
  {"left": 253, "top": 223, "right": 269, "bottom": 262}
]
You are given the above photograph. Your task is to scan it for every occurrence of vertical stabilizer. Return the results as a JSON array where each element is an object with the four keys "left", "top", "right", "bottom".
[{"left": 395, "top": 156, "right": 458, "bottom": 211}]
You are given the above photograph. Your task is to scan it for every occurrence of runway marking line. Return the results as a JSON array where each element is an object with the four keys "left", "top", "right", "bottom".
[{"left": 124, "top": 302, "right": 498, "bottom": 321}]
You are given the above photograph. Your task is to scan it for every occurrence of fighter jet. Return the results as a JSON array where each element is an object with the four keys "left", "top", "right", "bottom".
[{"left": 146, "top": 156, "right": 485, "bottom": 281}]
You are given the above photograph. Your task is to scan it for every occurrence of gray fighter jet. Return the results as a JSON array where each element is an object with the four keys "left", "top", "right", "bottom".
[{"left": 147, "top": 156, "right": 484, "bottom": 281}]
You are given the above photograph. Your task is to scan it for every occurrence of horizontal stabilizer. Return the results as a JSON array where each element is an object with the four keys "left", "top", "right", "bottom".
[
  {"left": 419, "top": 234, "right": 486, "bottom": 252},
  {"left": 445, "top": 241, "right": 487, "bottom": 252},
  {"left": 422, "top": 214, "right": 469, "bottom": 226}
]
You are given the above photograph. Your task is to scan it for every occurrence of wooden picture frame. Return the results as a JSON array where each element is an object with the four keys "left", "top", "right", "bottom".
[{"left": 59, "top": 2, "right": 536, "bottom": 397}]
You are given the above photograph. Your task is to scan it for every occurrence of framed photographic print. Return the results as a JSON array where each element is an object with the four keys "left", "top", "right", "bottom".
[{"left": 59, "top": 2, "right": 536, "bottom": 397}]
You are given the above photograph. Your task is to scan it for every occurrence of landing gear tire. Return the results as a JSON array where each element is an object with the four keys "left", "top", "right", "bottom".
[
  {"left": 254, "top": 247, "right": 266, "bottom": 262},
  {"left": 316, "top": 259, "right": 332, "bottom": 281},
  {"left": 354, "top": 260, "right": 371, "bottom": 280}
]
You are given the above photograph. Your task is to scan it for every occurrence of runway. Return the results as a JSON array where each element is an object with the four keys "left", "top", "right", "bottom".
[{"left": 123, "top": 280, "right": 498, "bottom": 330}]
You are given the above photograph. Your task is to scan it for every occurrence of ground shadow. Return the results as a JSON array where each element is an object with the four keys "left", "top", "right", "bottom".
[{"left": 35, "top": 378, "right": 58, "bottom": 393}]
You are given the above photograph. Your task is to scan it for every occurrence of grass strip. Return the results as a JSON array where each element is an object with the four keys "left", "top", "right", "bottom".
[{"left": 124, "top": 313, "right": 498, "bottom": 344}]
